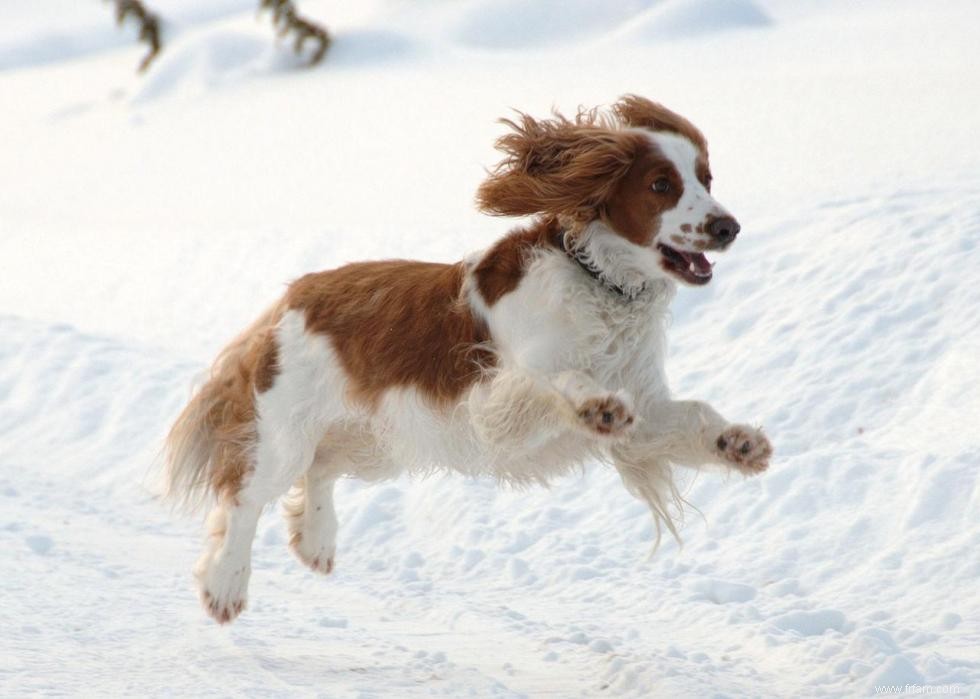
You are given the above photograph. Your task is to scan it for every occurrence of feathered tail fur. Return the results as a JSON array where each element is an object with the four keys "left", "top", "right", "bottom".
[{"left": 163, "top": 300, "right": 286, "bottom": 512}]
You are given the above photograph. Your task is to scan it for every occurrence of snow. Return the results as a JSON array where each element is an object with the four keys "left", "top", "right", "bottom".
[
  {"left": 2, "top": 1, "right": 979, "bottom": 697},
  {"left": 616, "top": 0, "right": 771, "bottom": 41}
]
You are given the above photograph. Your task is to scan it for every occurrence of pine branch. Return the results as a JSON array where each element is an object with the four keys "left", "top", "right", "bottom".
[
  {"left": 110, "top": 0, "right": 163, "bottom": 72},
  {"left": 258, "top": 0, "right": 331, "bottom": 65}
]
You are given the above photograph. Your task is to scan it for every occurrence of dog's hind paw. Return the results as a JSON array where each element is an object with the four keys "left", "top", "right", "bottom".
[
  {"left": 194, "top": 548, "right": 251, "bottom": 625},
  {"left": 201, "top": 587, "right": 246, "bottom": 624},
  {"left": 289, "top": 531, "right": 336, "bottom": 575}
]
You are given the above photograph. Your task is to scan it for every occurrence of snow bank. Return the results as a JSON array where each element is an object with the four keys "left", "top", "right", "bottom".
[
  {"left": 1, "top": 0, "right": 978, "bottom": 696},
  {"left": 616, "top": 0, "right": 771, "bottom": 43}
]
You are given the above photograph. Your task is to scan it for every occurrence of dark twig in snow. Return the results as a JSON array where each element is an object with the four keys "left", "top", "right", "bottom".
[
  {"left": 110, "top": 0, "right": 162, "bottom": 72},
  {"left": 259, "top": 0, "right": 331, "bottom": 65}
]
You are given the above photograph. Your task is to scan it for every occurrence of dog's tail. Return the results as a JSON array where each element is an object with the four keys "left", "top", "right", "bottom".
[{"left": 163, "top": 300, "right": 286, "bottom": 513}]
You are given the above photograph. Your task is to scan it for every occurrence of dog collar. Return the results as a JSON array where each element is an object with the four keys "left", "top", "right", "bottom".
[{"left": 555, "top": 229, "right": 643, "bottom": 301}]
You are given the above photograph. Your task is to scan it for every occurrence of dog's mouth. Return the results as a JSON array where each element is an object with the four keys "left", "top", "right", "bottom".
[{"left": 657, "top": 243, "right": 713, "bottom": 286}]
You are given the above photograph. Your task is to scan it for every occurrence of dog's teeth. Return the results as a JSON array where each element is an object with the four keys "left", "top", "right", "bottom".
[{"left": 688, "top": 261, "right": 709, "bottom": 277}]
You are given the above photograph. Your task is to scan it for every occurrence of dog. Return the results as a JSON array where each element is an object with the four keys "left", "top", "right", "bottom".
[{"left": 164, "top": 94, "right": 772, "bottom": 624}]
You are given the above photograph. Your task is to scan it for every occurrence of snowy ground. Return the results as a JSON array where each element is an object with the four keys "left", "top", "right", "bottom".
[{"left": 2, "top": 1, "right": 979, "bottom": 697}]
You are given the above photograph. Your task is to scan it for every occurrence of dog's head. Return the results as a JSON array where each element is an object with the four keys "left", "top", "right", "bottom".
[{"left": 476, "top": 94, "right": 738, "bottom": 286}]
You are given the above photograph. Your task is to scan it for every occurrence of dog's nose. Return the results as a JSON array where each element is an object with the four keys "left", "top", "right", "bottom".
[
  {"left": 709, "top": 216, "right": 740, "bottom": 244},
  {"left": 708, "top": 216, "right": 742, "bottom": 245}
]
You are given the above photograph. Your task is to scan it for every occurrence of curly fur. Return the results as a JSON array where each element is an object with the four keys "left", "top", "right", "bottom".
[
  {"left": 162, "top": 300, "right": 285, "bottom": 512},
  {"left": 476, "top": 107, "right": 646, "bottom": 223},
  {"left": 476, "top": 95, "right": 708, "bottom": 225}
]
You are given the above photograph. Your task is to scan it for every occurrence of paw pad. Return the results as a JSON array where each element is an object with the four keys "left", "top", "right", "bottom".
[
  {"left": 577, "top": 393, "right": 635, "bottom": 436},
  {"left": 716, "top": 425, "right": 772, "bottom": 474}
]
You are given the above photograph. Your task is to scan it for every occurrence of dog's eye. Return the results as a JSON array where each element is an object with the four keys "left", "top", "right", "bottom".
[{"left": 652, "top": 178, "right": 671, "bottom": 193}]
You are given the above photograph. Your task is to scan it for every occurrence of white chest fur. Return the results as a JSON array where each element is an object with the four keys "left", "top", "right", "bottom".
[{"left": 483, "top": 250, "right": 676, "bottom": 413}]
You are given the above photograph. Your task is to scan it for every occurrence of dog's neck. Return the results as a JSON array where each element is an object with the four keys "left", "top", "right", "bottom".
[
  {"left": 560, "top": 221, "right": 673, "bottom": 303},
  {"left": 556, "top": 229, "right": 637, "bottom": 299}
]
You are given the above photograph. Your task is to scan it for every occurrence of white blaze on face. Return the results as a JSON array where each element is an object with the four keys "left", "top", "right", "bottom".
[{"left": 647, "top": 132, "right": 732, "bottom": 252}]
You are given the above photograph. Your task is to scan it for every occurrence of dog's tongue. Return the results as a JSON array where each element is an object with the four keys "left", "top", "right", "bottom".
[{"left": 678, "top": 250, "right": 712, "bottom": 276}]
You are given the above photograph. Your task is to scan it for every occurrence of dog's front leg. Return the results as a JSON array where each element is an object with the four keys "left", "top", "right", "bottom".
[
  {"left": 470, "top": 369, "right": 635, "bottom": 446},
  {"left": 633, "top": 400, "right": 772, "bottom": 475},
  {"left": 608, "top": 400, "right": 771, "bottom": 546}
]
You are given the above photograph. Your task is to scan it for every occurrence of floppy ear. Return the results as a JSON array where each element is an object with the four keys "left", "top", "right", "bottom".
[
  {"left": 476, "top": 111, "right": 642, "bottom": 223},
  {"left": 613, "top": 94, "right": 707, "bottom": 152}
]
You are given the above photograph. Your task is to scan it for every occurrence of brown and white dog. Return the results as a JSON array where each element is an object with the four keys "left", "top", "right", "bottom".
[{"left": 165, "top": 94, "right": 772, "bottom": 624}]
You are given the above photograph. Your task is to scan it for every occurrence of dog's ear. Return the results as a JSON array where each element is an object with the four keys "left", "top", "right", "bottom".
[
  {"left": 476, "top": 111, "right": 642, "bottom": 223},
  {"left": 613, "top": 94, "right": 707, "bottom": 153}
]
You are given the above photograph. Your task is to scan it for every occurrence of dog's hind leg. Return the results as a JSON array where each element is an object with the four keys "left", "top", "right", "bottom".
[
  {"left": 283, "top": 427, "right": 396, "bottom": 575},
  {"left": 195, "top": 413, "right": 325, "bottom": 623},
  {"left": 195, "top": 310, "right": 346, "bottom": 623},
  {"left": 284, "top": 450, "right": 339, "bottom": 575},
  {"left": 195, "top": 498, "right": 263, "bottom": 624}
]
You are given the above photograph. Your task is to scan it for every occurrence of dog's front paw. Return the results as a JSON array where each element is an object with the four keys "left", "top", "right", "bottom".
[
  {"left": 715, "top": 425, "right": 772, "bottom": 474},
  {"left": 576, "top": 392, "right": 635, "bottom": 437}
]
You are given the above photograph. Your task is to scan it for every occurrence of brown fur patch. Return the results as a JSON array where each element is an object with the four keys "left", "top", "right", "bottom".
[
  {"left": 476, "top": 111, "right": 646, "bottom": 224},
  {"left": 473, "top": 217, "right": 562, "bottom": 305},
  {"left": 695, "top": 158, "right": 713, "bottom": 192},
  {"left": 253, "top": 333, "right": 279, "bottom": 393},
  {"left": 602, "top": 140, "right": 683, "bottom": 245},
  {"left": 287, "top": 261, "right": 494, "bottom": 410},
  {"left": 613, "top": 94, "right": 708, "bottom": 154},
  {"left": 615, "top": 95, "right": 712, "bottom": 192},
  {"left": 207, "top": 310, "right": 284, "bottom": 499},
  {"left": 164, "top": 300, "right": 286, "bottom": 506},
  {"left": 680, "top": 224, "right": 693, "bottom": 233},
  {"left": 476, "top": 95, "right": 707, "bottom": 247}
]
